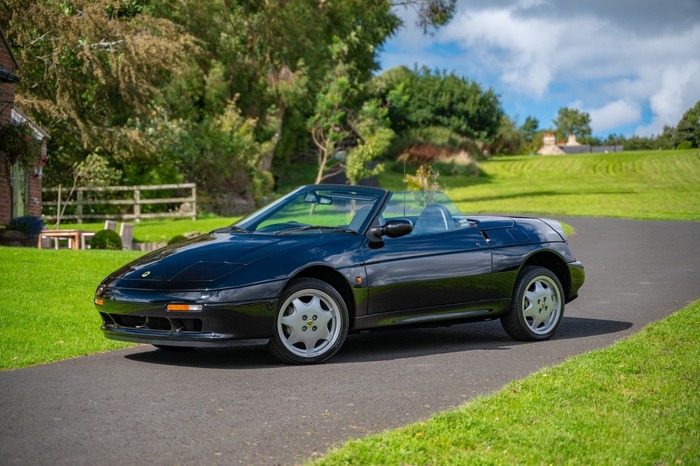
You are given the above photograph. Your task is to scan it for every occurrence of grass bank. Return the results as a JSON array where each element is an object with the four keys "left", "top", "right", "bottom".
[
  {"left": 381, "top": 149, "right": 700, "bottom": 221},
  {"left": 313, "top": 300, "right": 700, "bottom": 465},
  {"left": 0, "top": 248, "right": 142, "bottom": 369}
]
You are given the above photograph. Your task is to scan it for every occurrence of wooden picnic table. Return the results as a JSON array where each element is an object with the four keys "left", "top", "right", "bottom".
[{"left": 37, "top": 229, "right": 89, "bottom": 250}]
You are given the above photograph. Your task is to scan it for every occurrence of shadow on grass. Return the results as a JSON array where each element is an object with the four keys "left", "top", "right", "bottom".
[{"left": 123, "top": 317, "right": 631, "bottom": 369}]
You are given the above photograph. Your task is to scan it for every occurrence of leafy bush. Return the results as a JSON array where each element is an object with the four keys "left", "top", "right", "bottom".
[
  {"left": 5, "top": 215, "right": 45, "bottom": 237},
  {"left": 90, "top": 229, "right": 122, "bottom": 250},
  {"left": 390, "top": 126, "right": 469, "bottom": 155},
  {"left": 167, "top": 234, "right": 187, "bottom": 245}
]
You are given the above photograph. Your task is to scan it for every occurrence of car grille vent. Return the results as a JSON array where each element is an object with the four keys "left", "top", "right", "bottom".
[{"left": 101, "top": 313, "right": 203, "bottom": 333}]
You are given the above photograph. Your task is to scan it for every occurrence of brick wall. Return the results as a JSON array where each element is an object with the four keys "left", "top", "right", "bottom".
[
  {"left": 0, "top": 38, "right": 17, "bottom": 124},
  {"left": 1, "top": 32, "right": 19, "bottom": 224}
]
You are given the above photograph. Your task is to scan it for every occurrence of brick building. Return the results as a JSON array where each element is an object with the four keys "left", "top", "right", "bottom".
[{"left": 1, "top": 26, "right": 48, "bottom": 225}]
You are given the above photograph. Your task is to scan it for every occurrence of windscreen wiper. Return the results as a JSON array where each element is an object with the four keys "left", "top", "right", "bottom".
[
  {"left": 274, "top": 225, "right": 357, "bottom": 235},
  {"left": 212, "top": 225, "right": 249, "bottom": 234}
]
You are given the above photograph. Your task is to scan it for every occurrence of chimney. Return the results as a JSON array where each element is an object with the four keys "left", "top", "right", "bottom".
[{"left": 567, "top": 133, "right": 580, "bottom": 146}]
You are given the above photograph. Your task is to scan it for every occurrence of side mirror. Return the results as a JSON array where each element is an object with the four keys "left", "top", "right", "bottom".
[{"left": 367, "top": 219, "right": 413, "bottom": 243}]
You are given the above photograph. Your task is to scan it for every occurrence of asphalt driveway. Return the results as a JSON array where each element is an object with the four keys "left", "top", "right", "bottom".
[{"left": 1, "top": 218, "right": 699, "bottom": 465}]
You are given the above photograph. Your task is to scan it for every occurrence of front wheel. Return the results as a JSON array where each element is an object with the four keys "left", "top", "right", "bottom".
[
  {"left": 501, "top": 266, "right": 564, "bottom": 341},
  {"left": 267, "top": 278, "right": 349, "bottom": 364}
]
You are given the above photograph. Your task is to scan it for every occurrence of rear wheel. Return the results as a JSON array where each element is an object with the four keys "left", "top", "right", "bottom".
[
  {"left": 267, "top": 278, "right": 349, "bottom": 364},
  {"left": 501, "top": 266, "right": 564, "bottom": 341}
]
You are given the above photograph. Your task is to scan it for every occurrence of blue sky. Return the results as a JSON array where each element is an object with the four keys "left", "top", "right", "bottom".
[{"left": 378, "top": 0, "right": 700, "bottom": 138}]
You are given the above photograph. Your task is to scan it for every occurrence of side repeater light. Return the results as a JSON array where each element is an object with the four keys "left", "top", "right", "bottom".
[
  {"left": 166, "top": 304, "right": 203, "bottom": 312},
  {"left": 94, "top": 298, "right": 104, "bottom": 306}
]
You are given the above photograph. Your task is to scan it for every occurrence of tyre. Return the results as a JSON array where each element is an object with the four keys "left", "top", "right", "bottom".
[
  {"left": 501, "top": 266, "right": 564, "bottom": 341},
  {"left": 267, "top": 278, "right": 349, "bottom": 364}
]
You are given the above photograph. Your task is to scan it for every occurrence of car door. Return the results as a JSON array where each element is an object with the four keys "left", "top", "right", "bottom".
[{"left": 359, "top": 225, "right": 494, "bottom": 322}]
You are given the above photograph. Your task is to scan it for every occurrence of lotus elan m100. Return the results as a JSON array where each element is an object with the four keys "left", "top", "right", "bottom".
[{"left": 95, "top": 185, "right": 585, "bottom": 364}]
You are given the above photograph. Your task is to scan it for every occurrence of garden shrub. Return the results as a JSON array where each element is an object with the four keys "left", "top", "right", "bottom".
[
  {"left": 90, "top": 229, "right": 122, "bottom": 250},
  {"left": 5, "top": 215, "right": 45, "bottom": 237}
]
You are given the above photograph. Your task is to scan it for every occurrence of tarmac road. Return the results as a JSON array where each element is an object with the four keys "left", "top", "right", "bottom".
[{"left": 1, "top": 218, "right": 699, "bottom": 465}]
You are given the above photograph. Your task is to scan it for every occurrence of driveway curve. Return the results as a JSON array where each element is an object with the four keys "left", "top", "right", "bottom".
[{"left": 2, "top": 218, "right": 699, "bottom": 465}]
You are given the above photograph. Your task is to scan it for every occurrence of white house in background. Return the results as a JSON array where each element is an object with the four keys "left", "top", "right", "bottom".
[{"left": 537, "top": 132, "right": 623, "bottom": 155}]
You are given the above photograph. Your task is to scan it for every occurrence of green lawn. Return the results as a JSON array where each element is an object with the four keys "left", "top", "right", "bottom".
[
  {"left": 53, "top": 216, "right": 240, "bottom": 244},
  {"left": 382, "top": 149, "right": 700, "bottom": 221},
  {"left": 313, "top": 301, "right": 700, "bottom": 465},
  {"left": 0, "top": 248, "right": 142, "bottom": 369}
]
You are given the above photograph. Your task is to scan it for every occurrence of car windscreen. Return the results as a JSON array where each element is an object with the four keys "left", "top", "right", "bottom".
[{"left": 236, "top": 188, "right": 382, "bottom": 234}]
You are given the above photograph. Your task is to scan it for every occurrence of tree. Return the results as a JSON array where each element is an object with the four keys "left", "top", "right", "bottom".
[
  {"left": 674, "top": 100, "right": 700, "bottom": 149},
  {"left": 394, "top": 0, "right": 457, "bottom": 34},
  {"left": 518, "top": 116, "right": 540, "bottom": 154},
  {"left": 520, "top": 116, "right": 539, "bottom": 142},
  {"left": 553, "top": 107, "right": 592, "bottom": 142},
  {"left": 345, "top": 100, "right": 393, "bottom": 185},
  {"left": 308, "top": 37, "right": 358, "bottom": 184},
  {"left": 153, "top": 0, "right": 399, "bottom": 169},
  {"left": 1, "top": 0, "right": 197, "bottom": 187},
  {"left": 373, "top": 66, "right": 504, "bottom": 144},
  {"left": 54, "top": 153, "right": 122, "bottom": 227},
  {"left": 489, "top": 115, "right": 525, "bottom": 155},
  {"left": 3, "top": 0, "right": 459, "bottom": 211}
]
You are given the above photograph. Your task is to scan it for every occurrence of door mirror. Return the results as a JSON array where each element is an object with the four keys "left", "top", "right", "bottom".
[
  {"left": 368, "top": 219, "right": 413, "bottom": 243},
  {"left": 382, "top": 219, "right": 413, "bottom": 238}
]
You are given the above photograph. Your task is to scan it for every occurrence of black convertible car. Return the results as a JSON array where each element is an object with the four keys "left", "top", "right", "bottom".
[{"left": 94, "top": 184, "right": 585, "bottom": 364}]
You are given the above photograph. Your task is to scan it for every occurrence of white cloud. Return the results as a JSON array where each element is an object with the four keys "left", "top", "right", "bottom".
[
  {"left": 380, "top": 0, "right": 700, "bottom": 137},
  {"left": 636, "top": 60, "right": 700, "bottom": 136},
  {"left": 438, "top": 7, "right": 564, "bottom": 97},
  {"left": 589, "top": 100, "right": 641, "bottom": 134}
]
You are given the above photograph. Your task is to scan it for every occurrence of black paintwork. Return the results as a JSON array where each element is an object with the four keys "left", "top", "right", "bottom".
[{"left": 95, "top": 184, "right": 584, "bottom": 348}]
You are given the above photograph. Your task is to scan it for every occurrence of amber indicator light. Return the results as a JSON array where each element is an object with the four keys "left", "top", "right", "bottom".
[{"left": 166, "top": 304, "right": 203, "bottom": 312}]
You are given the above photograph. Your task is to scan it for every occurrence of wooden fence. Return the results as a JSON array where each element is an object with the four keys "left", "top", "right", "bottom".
[{"left": 42, "top": 183, "right": 197, "bottom": 223}]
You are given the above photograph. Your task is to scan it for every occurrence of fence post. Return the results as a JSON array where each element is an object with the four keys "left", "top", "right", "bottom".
[
  {"left": 76, "top": 189, "right": 83, "bottom": 224},
  {"left": 134, "top": 188, "right": 141, "bottom": 223},
  {"left": 191, "top": 185, "right": 197, "bottom": 220}
]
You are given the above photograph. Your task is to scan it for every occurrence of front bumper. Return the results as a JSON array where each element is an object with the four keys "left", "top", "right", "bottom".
[
  {"left": 101, "top": 323, "right": 269, "bottom": 348},
  {"left": 96, "top": 295, "right": 277, "bottom": 347},
  {"left": 98, "top": 302, "right": 274, "bottom": 347},
  {"left": 95, "top": 280, "right": 285, "bottom": 347}
]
